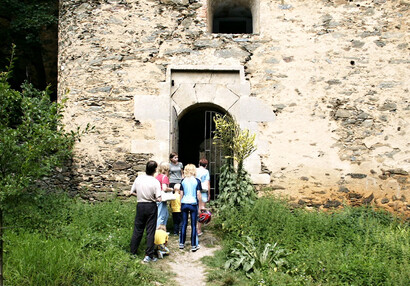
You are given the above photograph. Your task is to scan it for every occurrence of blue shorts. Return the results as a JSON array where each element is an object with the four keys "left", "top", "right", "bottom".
[{"left": 201, "top": 192, "right": 208, "bottom": 203}]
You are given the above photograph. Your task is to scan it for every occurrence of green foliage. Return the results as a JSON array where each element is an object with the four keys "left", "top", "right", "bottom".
[
  {"left": 0, "top": 0, "right": 56, "bottom": 45},
  {"left": 212, "top": 114, "right": 257, "bottom": 213},
  {"left": 213, "top": 196, "right": 410, "bottom": 285},
  {"left": 0, "top": 0, "right": 58, "bottom": 96},
  {"left": 213, "top": 114, "right": 256, "bottom": 171},
  {"left": 216, "top": 164, "right": 257, "bottom": 213},
  {"left": 225, "top": 236, "right": 288, "bottom": 276},
  {"left": 4, "top": 194, "right": 165, "bottom": 285},
  {"left": 0, "top": 53, "right": 79, "bottom": 208}
]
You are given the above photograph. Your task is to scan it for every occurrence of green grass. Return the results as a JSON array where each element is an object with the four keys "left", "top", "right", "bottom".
[
  {"left": 208, "top": 197, "right": 410, "bottom": 286},
  {"left": 4, "top": 192, "right": 409, "bottom": 285},
  {"left": 3, "top": 192, "right": 165, "bottom": 286}
]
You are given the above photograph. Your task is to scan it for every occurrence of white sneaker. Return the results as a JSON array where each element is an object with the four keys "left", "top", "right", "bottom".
[
  {"left": 157, "top": 251, "right": 163, "bottom": 259},
  {"left": 191, "top": 245, "right": 201, "bottom": 252},
  {"left": 142, "top": 256, "right": 158, "bottom": 263}
]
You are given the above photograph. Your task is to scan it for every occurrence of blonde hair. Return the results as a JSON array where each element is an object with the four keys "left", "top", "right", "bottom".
[
  {"left": 184, "top": 164, "right": 196, "bottom": 177},
  {"left": 158, "top": 162, "right": 170, "bottom": 174}
]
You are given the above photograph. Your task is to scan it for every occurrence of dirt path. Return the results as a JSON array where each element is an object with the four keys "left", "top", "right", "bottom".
[{"left": 161, "top": 230, "right": 220, "bottom": 286}]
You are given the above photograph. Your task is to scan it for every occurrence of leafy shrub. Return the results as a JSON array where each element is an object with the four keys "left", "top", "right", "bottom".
[
  {"left": 212, "top": 114, "right": 257, "bottom": 214},
  {"left": 225, "top": 236, "right": 288, "bottom": 276},
  {"left": 215, "top": 164, "right": 257, "bottom": 213}
]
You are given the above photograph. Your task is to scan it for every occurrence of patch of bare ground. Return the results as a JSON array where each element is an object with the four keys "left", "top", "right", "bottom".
[{"left": 154, "top": 228, "right": 220, "bottom": 286}]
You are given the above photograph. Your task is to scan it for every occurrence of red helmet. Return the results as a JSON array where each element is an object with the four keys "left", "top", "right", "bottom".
[{"left": 198, "top": 210, "right": 212, "bottom": 224}]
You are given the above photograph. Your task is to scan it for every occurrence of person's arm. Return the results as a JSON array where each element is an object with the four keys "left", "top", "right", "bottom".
[
  {"left": 179, "top": 180, "right": 184, "bottom": 200},
  {"left": 155, "top": 180, "right": 162, "bottom": 202},
  {"left": 129, "top": 179, "right": 137, "bottom": 196},
  {"left": 163, "top": 175, "right": 173, "bottom": 192},
  {"left": 180, "top": 163, "right": 184, "bottom": 178}
]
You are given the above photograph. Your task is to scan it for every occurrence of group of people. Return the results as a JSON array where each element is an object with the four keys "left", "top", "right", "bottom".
[{"left": 129, "top": 152, "right": 211, "bottom": 263}]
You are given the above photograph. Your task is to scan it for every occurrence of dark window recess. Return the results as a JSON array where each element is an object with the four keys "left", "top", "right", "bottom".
[
  {"left": 212, "top": 5, "right": 253, "bottom": 34},
  {"left": 213, "top": 17, "right": 252, "bottom": 34}
]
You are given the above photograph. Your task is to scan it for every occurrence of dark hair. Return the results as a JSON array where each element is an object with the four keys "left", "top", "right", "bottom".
[
  {"left": 146, "top": 160, "right": 158, "bottom": 175},
  {"left": 199, "top": 158, "right": 208, "bottom": 167},
  {"left": 169, "top": 152, "right": 178, "bottom": 160}
]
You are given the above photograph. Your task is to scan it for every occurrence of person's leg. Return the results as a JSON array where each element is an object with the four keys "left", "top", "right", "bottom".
[
  {"left": 172, "top": 212, "right": 178, "bottom": 234},
  {"left": 176, "top": 212, "right": 182, "bottom": 234},
  {"left": 189, "top": 204, "right": 199, "bottom": 247},
  {"left": 156, "top": 202, "right": 168, "bottom": 229},
  {"left": 197, "top": 206, "right": 202, "bottom": 235},
  {"left": 179, "top": 204, "right": 189, "bottom": 247},
  {"left": 201, "top": 192, "right": 208, "bottom": 208},
  {"left": 145, "top": 203, "right": 158, "bottom": 258},
  {"left": 198, "top": 192, "right": 208, "bottom": 234},
  {"left": 164, "top": 202, "right": 169, "bottom": 228},
  {"left": 130, "top": 204, "right": 146, "bottom": 255}
]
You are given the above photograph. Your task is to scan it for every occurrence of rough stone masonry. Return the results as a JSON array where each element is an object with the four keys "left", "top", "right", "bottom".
[{"left": 58, "top": 0, "right": 409, "bottom": 215}]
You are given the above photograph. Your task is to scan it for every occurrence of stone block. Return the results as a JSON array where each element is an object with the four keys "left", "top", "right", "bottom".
[
  {"left": 134, "top": 95, "right": 169, "bottom": 121},
  {"left": 230, "top": 97, "right": 276, "bottom": 122},
  {"left": 255, "top": 138, "right": 269, "bottom": 155},
  {"left": 195, "top": 83, "right": 217, "bottom": 103},
  {"left": 245, "top": 154, "right": 262, "bottom": 174},
  {"left": 131, "top": 139, "right": 168, "bottom": 155},
  {"left": 155, "top": 120, "right": 170, "bottom": 141},
  {"left": 213, "top": 87, "right": 240, "bottom": 111},
  {"left": 171, "top": 83, "right": 197, "bottom": 111},
  {"left": 226, "top": 83, "right": 250, "bottom": 97},
  {"left": 250, "top": 173, "right": 271, "bottom": 184},
  {"left": 238, "top": 121, "right": 258, "bottom": 133}
]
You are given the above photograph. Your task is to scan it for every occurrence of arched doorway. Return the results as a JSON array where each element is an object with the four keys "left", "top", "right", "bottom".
[{"left": 178, "top": 103, "right": 226, "bottom": 199}]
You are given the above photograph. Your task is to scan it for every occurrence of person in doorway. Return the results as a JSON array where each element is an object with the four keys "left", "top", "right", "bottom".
[
  {"left": 155, "top": 162, "right": 173, "bottom": 230},
  {"left": 196, "top": 158, "right": 211, "bottom": 236},
  {"left": 179, "top": 164, "right": 202, "bottom": 252},
  {"left": 169, "top": 152, "right": 183, "bottom": 234},
  {"left": 169, "top": 152, "right": 183, "bottom": 189},
  {"left": 129, "top": 160, "right": 162, "bottom": 263}
]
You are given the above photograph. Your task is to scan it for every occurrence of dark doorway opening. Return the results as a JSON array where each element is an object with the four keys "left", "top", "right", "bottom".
[
  {"left": 178, "top": 104, "right": 226, "bottom": 199},
  {"left": 212, "top": 5, "right": 253, "bottom": 34}
]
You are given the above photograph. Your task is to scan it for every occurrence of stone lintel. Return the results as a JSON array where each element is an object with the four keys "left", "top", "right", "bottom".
[{"left": 167, "top": 65, "right": 246, "bottom": 83}]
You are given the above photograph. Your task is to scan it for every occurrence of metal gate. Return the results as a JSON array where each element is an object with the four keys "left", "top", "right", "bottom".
[{"left": 204, "top": 111, "right": 224, "bottom": 199}]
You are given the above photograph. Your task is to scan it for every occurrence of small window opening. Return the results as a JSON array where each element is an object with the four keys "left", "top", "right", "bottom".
[
  {"left": 209, "top": 0, "right": 256, "bottom": 34},
  {"left": 213, "top": 7, "right": 252, "bottom": 34}
]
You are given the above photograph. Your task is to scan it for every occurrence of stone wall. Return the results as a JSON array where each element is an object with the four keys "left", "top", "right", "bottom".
[{"left": 58, "top": 0, "right": 409, "bottom": 214}]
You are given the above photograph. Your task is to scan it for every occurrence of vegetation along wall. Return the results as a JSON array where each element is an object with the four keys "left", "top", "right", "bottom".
[{"left": 58, "top": 0, "right": 409, "bottom": 214}]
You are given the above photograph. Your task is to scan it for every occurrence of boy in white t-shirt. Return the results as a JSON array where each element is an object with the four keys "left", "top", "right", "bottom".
[{"left": 196, "top": 158, "right": 210, "bottom": 236}]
